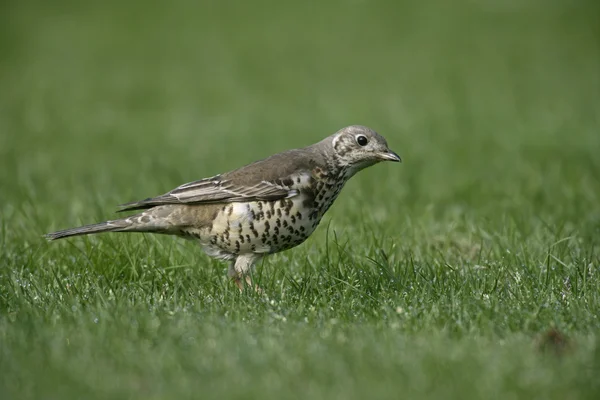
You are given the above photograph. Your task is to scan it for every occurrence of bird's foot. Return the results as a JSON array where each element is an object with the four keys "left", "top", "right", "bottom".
[{"left": 233, "top": 275, "right": 264, "bottom": 295}]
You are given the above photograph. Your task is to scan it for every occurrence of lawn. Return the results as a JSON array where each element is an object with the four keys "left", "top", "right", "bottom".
[{"left": 1, "top": 0, "right": 599, "bottom": 399}]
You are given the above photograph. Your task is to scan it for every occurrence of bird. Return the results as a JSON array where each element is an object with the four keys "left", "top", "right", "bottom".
[{"left": 46, "top": 125, "right": 401, "bottom": 291}]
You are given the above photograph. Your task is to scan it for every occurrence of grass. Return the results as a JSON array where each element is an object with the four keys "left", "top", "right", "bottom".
[{"left": 1, "top": 0, "right": 600, "bottom": 398}]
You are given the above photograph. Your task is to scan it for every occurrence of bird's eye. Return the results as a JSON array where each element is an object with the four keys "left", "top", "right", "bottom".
[{"left": 356, "top": 135, "right": 368, "bottom": 146}]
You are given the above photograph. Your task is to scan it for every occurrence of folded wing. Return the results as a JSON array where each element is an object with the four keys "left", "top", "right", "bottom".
[
  {"left": 118, "top": 174, "right": 298, "bottom": 212},
  {"left": 117, "top": 148, "right": 324, "bottom": 212}
]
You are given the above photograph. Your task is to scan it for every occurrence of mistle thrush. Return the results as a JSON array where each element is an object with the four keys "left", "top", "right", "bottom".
[{"left": 46, "top": 125, "right": 401, "bottom": 290}]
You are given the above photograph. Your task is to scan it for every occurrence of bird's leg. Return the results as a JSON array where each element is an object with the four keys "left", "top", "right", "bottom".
[
  {"left": 235, "top": 277, "right": 246, "bottom": 292},
  {"left": 227, "top": 259, "right": 245, "bottom": 292},
  {"left": 229, "top": 254, "right": 263, "bottom": 293},
  {"left": 231, "top": 273, "right": 261, "bottom": 293}
]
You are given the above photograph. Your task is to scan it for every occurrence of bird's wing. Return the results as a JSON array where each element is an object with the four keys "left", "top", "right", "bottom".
[
  {"left": 117, "top": 174, "right": 298, "bottom": 211},
  {"left": 117, "top": 149, "right": 322, "bottom": 212}
]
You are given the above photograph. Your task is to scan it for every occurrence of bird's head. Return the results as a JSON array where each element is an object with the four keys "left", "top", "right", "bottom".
[{"left": 329, "top": 125, "right": 401, "bottom": 175}]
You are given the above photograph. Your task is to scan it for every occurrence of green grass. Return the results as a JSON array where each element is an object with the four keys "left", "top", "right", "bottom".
[{"left": 1, "top": 0, "right": 600, "bottom": 399}]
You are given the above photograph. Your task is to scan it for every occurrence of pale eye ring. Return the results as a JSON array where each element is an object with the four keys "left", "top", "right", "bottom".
[{"left": 356, "top": 135, "right": 368, "bottom": 146}]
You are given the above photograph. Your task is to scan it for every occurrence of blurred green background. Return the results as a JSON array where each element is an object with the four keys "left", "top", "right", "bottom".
[{"left": 1, "top": 0, "right": 599, "bottom": 399}]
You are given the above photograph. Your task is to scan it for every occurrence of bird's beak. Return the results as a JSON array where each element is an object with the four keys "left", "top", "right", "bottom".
[{"left": 378, "top": 150, "right": 402, "bottom": 162}]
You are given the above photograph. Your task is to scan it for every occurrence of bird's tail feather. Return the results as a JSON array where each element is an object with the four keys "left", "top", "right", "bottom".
[
  {"left": 45, "top": 207, "right": 178, "bottom": 241},
  {"left": 45, "top": 220, "right": 132, "bottom": 240}
]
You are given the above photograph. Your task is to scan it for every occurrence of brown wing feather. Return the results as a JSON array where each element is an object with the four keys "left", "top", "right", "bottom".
[{"left": 117, "top": 148, "right": 325, "bottom": 212}]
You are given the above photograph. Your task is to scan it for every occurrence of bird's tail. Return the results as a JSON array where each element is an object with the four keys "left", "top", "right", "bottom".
[
  {"left": 45, "top": 219, "right": 134, "bottom": 241},
  {"left": 45, "top": 209, "right": 171, "bottom": 241}
]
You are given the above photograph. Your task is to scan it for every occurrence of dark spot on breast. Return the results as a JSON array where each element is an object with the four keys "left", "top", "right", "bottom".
[
  {"left": 264, "top": 221, "right": 270, "bottom": 233},
  {"left": 276, "top": 219, "right": 281, "bottom": 228},
  {"left": 296, "top": 211, "right": 302, "bottom": 220},
  {"left": 257, "top": 202, "right": 263, "bottom": 210},
  {"left": 249, "top": 222, "right": 259, "bottom": 237},
  {"left": 227, "top": 206, "right": 233, "bottom": 216},
  {"left": 266, "top": 210, "right": 272, "bottom": 219},
  {"left": 290, "top": 215, "right": 296, "bottom": 224},
  {"left": 303, "top": 198, "right": 316, "bottom": 209},
  {"left": 283, "top": 220, "right": 288, "bottom": 228}
]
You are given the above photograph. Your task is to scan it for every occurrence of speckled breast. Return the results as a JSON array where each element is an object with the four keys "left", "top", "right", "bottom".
[{"left": 196, "top": 178, "right": 346, "bottom": 257}]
